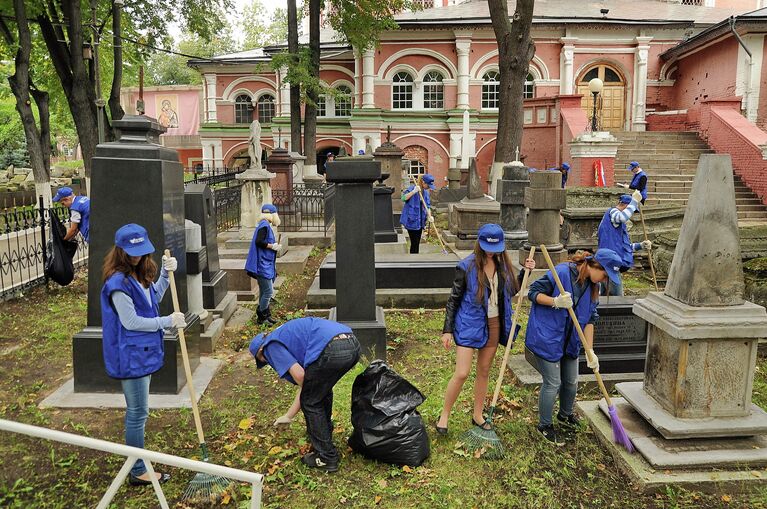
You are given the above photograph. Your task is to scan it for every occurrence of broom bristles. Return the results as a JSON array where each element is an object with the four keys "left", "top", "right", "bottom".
[{"left": 607, "top": 405, "right": 634, "bottom": 453}]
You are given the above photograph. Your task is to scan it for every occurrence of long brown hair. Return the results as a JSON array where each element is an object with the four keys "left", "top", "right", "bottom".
[
  {"left": 472, "top": 242, "right": 519, "bottom": 304},
  {"left": 102, "top": 246, "right": 158, "bottom": 288},
  {"left": 570, "top": 250, "right": 603, "bottom": 301}
]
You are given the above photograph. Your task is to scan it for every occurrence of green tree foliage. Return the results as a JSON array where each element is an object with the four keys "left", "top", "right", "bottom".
[
  {"left": 241, "top": 1, "right": 288, "bottom": 50},
  {"left": 145, "top": 30, "right": 238, "bottom": 86},
  {"left": 325, "top": 0, "right": 422, "bottom": 50},
  {"left": 0, "top": 100, "right": 29, "bottom": 168}
]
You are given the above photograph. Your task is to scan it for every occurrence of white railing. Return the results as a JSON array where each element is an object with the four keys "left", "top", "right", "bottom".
[{"left": 0, "top": 418, "right": 264, "bottom": 508}]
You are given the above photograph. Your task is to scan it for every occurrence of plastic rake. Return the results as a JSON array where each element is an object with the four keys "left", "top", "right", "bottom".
[
  {"left": 166, "top": 251, "right": 234, "bottom": 502},
  {"left": 539, "top": 245, "right": 634, "bottom": 453},
  {"left": 460, "top": 247, "right": 536, "bottom": 459}
]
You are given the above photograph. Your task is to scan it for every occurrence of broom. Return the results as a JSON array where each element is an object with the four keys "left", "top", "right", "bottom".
[
  {"left": 165, "top": 250, "right": 233, "bottom": 502},
  {"left": 539, "top": 245, "right": 634, "bottom": 453},
  {"left": 637, "top": 205, "right": 659, "bottom": 291},
  {"left": 460, "top": 246, "right": 536, "bottom": 459},
  {"left": 410, "top": 176, "right": 449, "bottom": 255}
]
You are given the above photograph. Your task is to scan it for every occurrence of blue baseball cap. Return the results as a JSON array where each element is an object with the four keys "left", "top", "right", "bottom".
[
  {"left": 249, "top": 333, "right": 268, "bottom": 368},
  {"left": 261, "top": 203, "right": 277, "bottom": 214},
  {"left": 619, "top": 194, "right": 632, "bottom": 204},
  {"left": 422, "top": 174, "right": 436, "bottom": 190},
  {"left": 115, "top": 224, "right": 155, "bottom": 257},
  {"left": 358, "top": 149, "right": 365, "bottom": 155},
  {"left": 326, "top": 152, "right": 334, "bottom": 157},
  {"left": 52, "top": 187, "right": 73, "bottom": 202},
  {"left": 628, "top": 161, "right": 640, "bottom": 170},
  {"left": 561, "top": 162, "right": 570, "bottom": 170},
  {"left": 477, "top": 223, "right": 506, "bottom": 253},
  {"left": 591, "top": 248, "right": 623, "bottom": 287}
]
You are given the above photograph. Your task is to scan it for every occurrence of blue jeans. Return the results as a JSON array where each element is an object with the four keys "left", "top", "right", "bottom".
[
  {"left": 122, "top": 375, "right": 151, "bottom": 476},
  {"left": 535, "top": 353, "right": 578, "bottom": 427},
  {"left": 256, "top": 276, "right": 273, "bottom": 312}
]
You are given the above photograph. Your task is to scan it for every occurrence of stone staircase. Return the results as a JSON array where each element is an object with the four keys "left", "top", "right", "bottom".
[{"left": 613, "top": 131, "right": 767, "bottom": 222}]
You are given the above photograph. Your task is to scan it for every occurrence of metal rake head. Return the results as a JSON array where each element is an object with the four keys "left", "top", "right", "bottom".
[
  {"left": 181, "top": 472, "right": 232, "bottom": 503},
  {"left": 459, "top": 425, "right": 506, "bottom": 460}
]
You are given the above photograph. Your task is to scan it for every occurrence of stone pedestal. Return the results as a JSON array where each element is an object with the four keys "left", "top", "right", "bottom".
[
  {"left": 266, "top": 147, "right": 294, "bottom": 194},
  {"left": 447, "top": 158, "right": 500, "bottom": 248},
  {"left": 184, "top": 184, "right": 229, "bottom": 309},
  {"left": 439, "top": 167, "right": 468, "bottom": 204},
  {"left": 373, "top": 175, "right": 398, "bottom": 243},
  {"left": 326, "top": 160, "right": 387, "bottom": 359},
  {"left": 373, "top": 136, "right": 405, "bottom": 213},
  {"left": 290, "top": 151, "right": 306, "bottom": 185},
  {"left": 568, "top": 130, "right": 620, "bottom": 187},
  {"left": 521, "top": 170, "right": 567, "bottom": 266},
  {"left": 237, "top": 167, "right": 275, "bottom": 239},
  {"left": 73, "top": 115, "right": 200, "bottom": 394},
  {"left": 496, "top": 162, "right": 529, "bottom": 249},
  {"left": 185, "top": 220, "right": 207, "bottom": 321}
]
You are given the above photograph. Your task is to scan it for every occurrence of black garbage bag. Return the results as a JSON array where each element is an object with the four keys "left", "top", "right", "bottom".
[
  {"left": 44, "top": 211, "right": 75, "bottom": 286},
  {"left": 348, "top": 360, "right": 430, "bottom": 467}
]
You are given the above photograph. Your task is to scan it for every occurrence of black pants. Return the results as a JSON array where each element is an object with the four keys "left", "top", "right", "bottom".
[
  {"left": 407, "top": 228, "right": 423, "bottom": 254},
  {"left": 300, "top": 335, "right": 360, "bottom": 463}
]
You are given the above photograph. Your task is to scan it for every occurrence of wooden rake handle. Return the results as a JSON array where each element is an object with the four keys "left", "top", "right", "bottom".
[
  {"left": 165, "top": 249, "right": 206, "bottom": 446},
  {"left": 637, "top": 206, "right": 659, "bottom": 291},
  {"left": 539, "top": 245, "right": 613, "bottom": 407},
  {"left": 489, "top": 246, "right": 535, "bottom": 409}
]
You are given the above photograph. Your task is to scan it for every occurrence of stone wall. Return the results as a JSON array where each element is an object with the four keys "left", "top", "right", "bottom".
[{"left": 744, "top": 257, "right": 767, "bottom": 310}]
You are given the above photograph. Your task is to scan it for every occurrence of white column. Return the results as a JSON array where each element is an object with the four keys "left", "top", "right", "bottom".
[
  {"left": 202, "top": 141, "right": 214, "bottom": 170},
  {"left": 278, "top": 66, "right": 290, "bottom": 116},
  {"left": 211, "top": 139, "right": 224, "bottom": 168},
  {"left": 204, "top": 74, "right": 217, "bottom": 122},
  {"left": 362, "top": 49, "right": 375, "bottom": 108},
  {"left": 352, "top": 133, "right": 366, "bottom": 154},
  {"left": 455, "top": 33, "right": 472, "bottom": 109},
  {"left": 633, "top": 37, "right": 652, "bottom": 131},
  {"left": 354, "top": 49, "right": 362, "bottom": 108},
  {"left": 736, "top": 34, "right": 765, "bottom": 123},
  {"left": 449, "top": 133, "right": 461, "bottom": 168},
  {"left": 371, "top": 133, "right": 382, "bottom": 153},
  {"left": 560, "top": 38, "right": 577, "bottom": 95}
]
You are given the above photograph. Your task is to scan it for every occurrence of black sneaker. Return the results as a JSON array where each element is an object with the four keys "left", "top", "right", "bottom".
[
  {"left": 557, "top": 412, "right": 581, "bottom": 429},
  {"left": 301, "top": 452, "right": 338, "bottom": 473},
  {"left": 537, "top": 424, "right": 561, "bottom": 445}
]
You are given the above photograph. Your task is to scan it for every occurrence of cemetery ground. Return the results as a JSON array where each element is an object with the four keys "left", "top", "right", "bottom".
[{"left": 2, "top": 251, "right": 767, "bottom": 508}]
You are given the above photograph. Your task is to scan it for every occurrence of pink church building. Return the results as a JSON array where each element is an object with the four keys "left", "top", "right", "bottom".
[{"left": 186, "top": 0, "right": 767, "bottom": 205}]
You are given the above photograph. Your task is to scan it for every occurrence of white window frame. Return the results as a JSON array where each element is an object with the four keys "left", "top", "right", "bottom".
[
  {"left": 234, "top": 93, "right": 253, "bottom": 124},
  {"left": 335, "top": 85, "right": 353, "bottom": 117},
  {"left": 423, "top": 71, "right": 444, "bottom": 110},
  {"left": 392, "top": 72, "right": 414, "bottom": 110},
  {"left": 482, "top": 71, "right": 500, "bottom": 110},
  {"left": 523, "top": 72, "right": 535, "bottom": 99},
  {"left": 407, "top": 159, "right": 426, "bottom": 178},
  {"left": 256, "top": 93, "right": 276, "bottom": 124}
]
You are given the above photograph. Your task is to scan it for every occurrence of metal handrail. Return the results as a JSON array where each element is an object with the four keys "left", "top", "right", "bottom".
[{"left": 0, "top": 418, "right": 264, "bottom": 508}]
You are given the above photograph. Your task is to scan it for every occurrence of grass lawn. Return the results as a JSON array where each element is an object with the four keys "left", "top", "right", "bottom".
[{"left": 2, "top": 252, "right": 767, "bottom": 508}]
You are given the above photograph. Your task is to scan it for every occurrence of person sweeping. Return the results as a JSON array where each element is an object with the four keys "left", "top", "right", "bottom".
[
  {"left": 436, "top": 224, "right": 535, "bottom": 435},
  {"left": 525, "top": 248, "right": 622, "bottom": 444},
  {"left": 400, "top": 174, "right": 436, "bottom": 254}
]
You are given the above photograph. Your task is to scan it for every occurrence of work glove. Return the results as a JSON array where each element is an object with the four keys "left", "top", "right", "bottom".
[
  {"left": 641, "top": 240, "right": 652, "bottom": 250},
  {"left": 273, "top": 414, "right": 294, "bottom": 426},
  {"left": 586, "top": 348, "right": 600, "bottom": 372},
  {"left": 632, "top": 190, "right": 642, "bottom": 203},
  {"left": 552, "top": 292, "right": 573, "bottom": 310},
  {"left": 270, "top": 243, "right": 281, "bottom": 252},
  {"left": 617, "top": 182, "right": 628, "bottom": 188},
  {"left": 162, "top": 255, "right": 177, "bottom": 273},
  {"left": 428, "top": 214, "right": 435, "bottom": 224},
  {"left": 170, "top": 312, "right": 186, "bottom": 329}
]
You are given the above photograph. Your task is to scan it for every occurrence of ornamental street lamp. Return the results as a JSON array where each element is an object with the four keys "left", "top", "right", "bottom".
[{"left": 588, "top": 77, "right": 604, "bottom": 132}]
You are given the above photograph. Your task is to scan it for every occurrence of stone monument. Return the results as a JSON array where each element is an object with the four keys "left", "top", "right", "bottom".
[
  {"left": 496, "top": 154, "right": 530, "bottom": 249},
  {"left": 326, "top": 159, "right": 387, "bottom": 359},
  {"left": 373, "top": 173, "right": 398, "bottom": 243},
  {"left": 72, "top": 115, "right": 200, "bottom": 394},
  {"left": 521, "top": 170, "right": 567, "bottom": 267},
  {"left": 372, "top": 126, "right": 405, "bottom": 213},
  {"left": 237, "top": 117, "right": 275, "bottom": 238},
  {"left": 446, "top": 158, "right": 500, "bottom": 249}
]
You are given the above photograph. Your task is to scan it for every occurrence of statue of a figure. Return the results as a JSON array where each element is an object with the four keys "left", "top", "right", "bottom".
[{"left": 248, "top": 118, "right": 262, "bottom": 169}]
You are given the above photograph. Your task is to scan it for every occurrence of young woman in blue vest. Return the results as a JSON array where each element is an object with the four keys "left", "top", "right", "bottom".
[
  {"left": 53, "top": 186, "right": 91, "bottom": 243},
  {"left": 400, "top": 174, "right": 436, "bottom": 254},
  {"left": 525, "top": 248, "right": 622, "bottom": 444},
  {"left": 597, "top": 190, "right": 651, "bottom": 296},
  {"left": 245, "top": 203, "right": 281, "bottom": 324},
  {"left": 617, "top": 161, "right": 648, "bottom": 205},
  {"left": 101, "top": 224, "right": 186, "bottom": 486},
  {"left": 436, "top": 224, "right": 535, "bottom": 434}
]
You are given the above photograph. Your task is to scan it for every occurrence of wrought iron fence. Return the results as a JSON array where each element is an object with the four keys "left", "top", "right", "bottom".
[
  {"left": 0, "top": 197, "right": 89, "bottom": 300},
  {"left": 184, "top": 167, "right": 245, "bottom": 188},
  {"left": 213, "top": 184, "right": 243, "bottom": 233},
  {"left": 271, "top": 183, "right": 335, "bottom": 233}
]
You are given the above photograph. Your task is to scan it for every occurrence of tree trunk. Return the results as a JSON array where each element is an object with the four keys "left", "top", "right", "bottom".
[
  {"left": 488, "top": 0, "right": 535, "bottom": 163},
  {"left": 287, "top": 0, "right": 302, "bottom": 153},
  {"left": 303, "top": 0, "right": 321, "bottom": 171},
  {"left": 108, "top": 0, "right": 125, "bottom": 123},
  {"left": 6, "top": 0, "right": 51, "bottom": 197}
]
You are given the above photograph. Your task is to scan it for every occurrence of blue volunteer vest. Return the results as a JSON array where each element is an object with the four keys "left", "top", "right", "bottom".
[
  {"left": 597, "top": 208, "right": 634, "bottom": 269},
  {"left": 250, "top": 317, "right": 352, "bottom": 370},
  {"left": 630, "top": 170, "right": 648, "bottom": 202},
  {"left": 452, "top": 254, "right": 515, "bottom": 348},
  {"left": 400, "top": 185, "right": 430, "bottom": 231},
  {"left": 101, "top": 273, "right": 164, "bottom": 379},
  {"left": 245, "top": 220, "right": 276, "bottom": 279},
  {"left": 525, "top": 263, "right": 598, "bottom": 362},
  {"left": 70, "top": 195, "right": 90, "bottom": 242}
]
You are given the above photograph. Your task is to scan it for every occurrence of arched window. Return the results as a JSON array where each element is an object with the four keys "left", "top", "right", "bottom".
[
  {"left": 408, "top": 159, "right": 426, "bottom": 177},
  {"left": 523, "top": 72, "right": 535, "bottom": 99},
  {"left": 257, "top": 94, "right": 275, "bottom": 123},
  {"left": 317, "top": 95, "right": 327, "bottom": 117},
  {"left": 335, "top": 85, "right": 352, "bottom": 116},
  {"left": 482, "top": 71, "right": 500, "bottom": 109},
  {"left": 234, "top": 94, "right": 253, "bottom": 124},
  {"left": 392, "top": 72, "right": 413, "bottom": 109},
  {"left": 423, "top": 71, "right": 444, "bottom": 109}
]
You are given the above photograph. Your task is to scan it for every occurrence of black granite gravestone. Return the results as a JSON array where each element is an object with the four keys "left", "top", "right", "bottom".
[
  {"left": 72, "top": 116, "right": 200, "bottom": 394},
  {"left": 373, "top": 174, "right": 398, "bottom": 243},
  {"left": 325, "top": 160, "right": 387, "bottom": 359},
  {"left": 184, "top": 184, "right": 229, "bottom": 308},
  {"left": 319, "top": 253, "right": 455, "bottom": 289}
]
